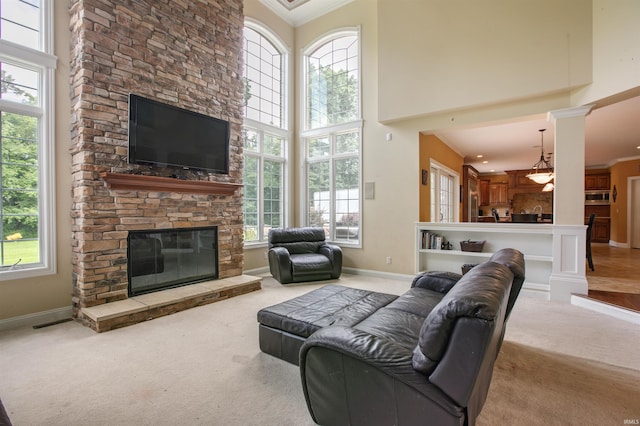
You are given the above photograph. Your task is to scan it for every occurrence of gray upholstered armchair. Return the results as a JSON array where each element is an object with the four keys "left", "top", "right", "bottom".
[{"left": 268, "top": 227, "right": 342, "bottom": 284}]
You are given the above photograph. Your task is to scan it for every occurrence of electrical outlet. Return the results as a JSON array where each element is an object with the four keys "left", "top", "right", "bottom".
[
  {"left": 386, "top": 256, "right": 392, "bottom": 264},
  {"left": 263, "top": 252, "right": 268, "bottom": 259}
]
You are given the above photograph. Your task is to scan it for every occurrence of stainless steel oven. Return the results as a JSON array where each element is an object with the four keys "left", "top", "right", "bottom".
[{"left": 585, "top": 190, "right": 610, "bottom": 205}]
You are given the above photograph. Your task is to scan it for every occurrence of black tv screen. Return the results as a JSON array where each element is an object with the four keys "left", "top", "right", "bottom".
[{"left": 128, "top": 94, "right": 230, "bottom": 174}]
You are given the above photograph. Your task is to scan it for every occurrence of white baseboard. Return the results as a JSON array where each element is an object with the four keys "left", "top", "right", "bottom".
[
  {"left": 342, "top": 267, "right": 414, "bottom": 282},
  {"left": 243, "top": 266, "right": 270, "bottom": 276},
  {"left": 0, "top": 306, "right": 73, "bottom": 332},
  {"left": 609, "top": 240, "right": 630, "bottom": 248},
  {"left": 245, "top": 266, "right": 414, "bottom": 282}
]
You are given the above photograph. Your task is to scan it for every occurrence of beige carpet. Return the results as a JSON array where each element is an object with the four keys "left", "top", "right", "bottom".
[{"left": 0, "top": 274, "right": 639, "bottom": 426}]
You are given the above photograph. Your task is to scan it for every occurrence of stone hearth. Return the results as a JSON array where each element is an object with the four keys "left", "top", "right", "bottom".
[{"left": 83, "top": 275, "right": 261, "bottom": 332}]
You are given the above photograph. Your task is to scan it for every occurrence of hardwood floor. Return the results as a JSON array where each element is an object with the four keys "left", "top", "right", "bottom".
[{"left": 586, "top": 243, "right": 640, "bottom": 313}]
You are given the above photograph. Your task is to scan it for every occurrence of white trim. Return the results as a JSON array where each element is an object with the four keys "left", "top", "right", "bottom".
[
  {"left": 571, "top": 295, "right": 640, "bottom": 325},
  {"left": 243, "top": 266, "right": 271, "bottom": 276},
  {"left": 547, "top": 104, "right": 594, "bottom": 121},
  {"left": 0, "top": 40, "right": 57, "bottom": 69},
  {"left": 0, "top": 1, "right": 57, "bottom": 279},
  {"left": 300, "top": 26, "right": 361, "bottom": 133},
  {"left": 242, "top": 22, "right": 292, "bottom": 243},
  {"left": 300, "top": 28, "right": 362, "bottom": 246},
  {"left": 627, "top": 176, "right": 640, "bottom": 249},
  {"left": 609, "top": 240, "right": 630, "bottom": 248},
  {"left": 342, "top": 267, "right": 414, "bottom": 282},
  {"left": 258, "top": 0, "right": 353, "bottom": 27},
  {"left": 0, "top": 306, "right": 72, "bottom": 332},
  {"left": 429, "top": 159, "right": 461, "bottom": 223}
]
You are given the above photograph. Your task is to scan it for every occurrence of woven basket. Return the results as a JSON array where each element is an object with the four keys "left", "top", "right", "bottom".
[{"left": 460, "top": 240, "right": 485, "bottom": 252}]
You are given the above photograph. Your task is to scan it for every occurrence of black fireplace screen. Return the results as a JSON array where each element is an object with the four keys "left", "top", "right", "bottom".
[{"left": 127, "top": 226, "right": 218, "bottom": 297}]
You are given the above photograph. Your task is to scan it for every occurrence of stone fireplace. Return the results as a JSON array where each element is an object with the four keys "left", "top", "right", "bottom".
[{"left": 69, "top": 0, "right": 259, "bottom": 331}]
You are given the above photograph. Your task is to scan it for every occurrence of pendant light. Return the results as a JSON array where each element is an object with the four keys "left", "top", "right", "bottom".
[{"left": 526, "top": 129, "right": 555, "bottom": 184}]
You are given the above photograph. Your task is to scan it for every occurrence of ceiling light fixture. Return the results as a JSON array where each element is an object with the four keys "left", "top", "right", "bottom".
[
  {"left": 542, "top": 182, "right": 554, "bottom": 192},
  {"left": 526, "top": 129, "right": 555, "bottom": 184}
]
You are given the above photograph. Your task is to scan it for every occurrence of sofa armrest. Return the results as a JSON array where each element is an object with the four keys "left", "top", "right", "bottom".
[
  {"left": 319, "top": 243, "right": 343, "bottom": 279},
  {"left": 411, "top": 271, "right": 462, "bottom": 294},
  {"left": 300, "top": 326, "right": 461, "bottom": 425},
  {"left": 268, "top": 246, "right": 293, "bottom": 284}
]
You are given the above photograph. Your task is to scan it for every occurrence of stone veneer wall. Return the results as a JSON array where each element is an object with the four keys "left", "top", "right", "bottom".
[{"left": 69, "top": 0, "right": 245, "bottom": 324}]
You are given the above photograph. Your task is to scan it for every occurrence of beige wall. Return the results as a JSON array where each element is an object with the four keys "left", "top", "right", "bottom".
[
  {"left": 1, "top": 0, "right": 73, "bottom": 320},
  {"left": 378, "top": 0, "right": 592, "bottom": 123},
  {"left": 610, "top": 159, "right": 640, "bottom": 244},
  {"left": 419, "top": 134, "right": 464, "bottom": 222},
  {"left": 573, "top": 0, "right": 640, "bottom": 106}
]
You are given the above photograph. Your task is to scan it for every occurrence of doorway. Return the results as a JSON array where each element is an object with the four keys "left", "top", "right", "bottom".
[{"left": 629, "top": 177, "right": 640, "bottom": 249}]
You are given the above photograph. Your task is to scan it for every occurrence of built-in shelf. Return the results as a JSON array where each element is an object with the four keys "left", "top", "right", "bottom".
[{"left": 100, "top": 172, "right": 242, "bottom": 195}]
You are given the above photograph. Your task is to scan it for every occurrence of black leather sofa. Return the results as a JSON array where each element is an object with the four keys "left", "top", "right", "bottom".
[
  {"left": 258, "top": 248, "right": 524, "bottom": 426},
  {"left": 268, "top": 227, "right": 342, "bottom": 284}
]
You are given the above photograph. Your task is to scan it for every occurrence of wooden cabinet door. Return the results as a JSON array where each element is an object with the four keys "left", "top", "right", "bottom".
[
  {"left": 479, "top": 180, "right": 490, "bottom": 206},
  {"left": 592, "top": 219, "right": 610, "bottom": 243},
  {"left": 596, "top": 174, "right": 610, "bottom": 190},
  {"left": 585, "top": 173, "right": 610, "bottom": 190},
  {"left": 489, "top": 183, "right": 508, "bottom": 205}
]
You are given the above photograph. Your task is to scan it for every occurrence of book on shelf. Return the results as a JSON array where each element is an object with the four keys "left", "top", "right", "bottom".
[{"left": 420, "top": 230, "right": 445, "bottom": 250}]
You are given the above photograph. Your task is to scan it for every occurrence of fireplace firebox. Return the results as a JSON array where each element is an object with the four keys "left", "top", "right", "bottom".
[{"left": 127, "top": 226, "right": 218, "bottom": 296}]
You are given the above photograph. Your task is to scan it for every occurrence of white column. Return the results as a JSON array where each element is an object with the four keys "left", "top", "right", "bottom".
[{"left": 547, "top": 106, "right": 593, "bottom": 301}]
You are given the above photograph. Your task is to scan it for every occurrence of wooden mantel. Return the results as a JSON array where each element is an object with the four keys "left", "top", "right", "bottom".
[{"left": 100, "top": 172, "right": 242, "bottom": 195}]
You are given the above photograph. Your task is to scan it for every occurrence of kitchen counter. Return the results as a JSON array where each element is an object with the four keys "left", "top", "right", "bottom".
[{"left": 476, "top": 216, "right": 552, "bottom": 223}]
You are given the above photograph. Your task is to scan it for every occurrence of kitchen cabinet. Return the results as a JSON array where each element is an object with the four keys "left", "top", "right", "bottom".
[
  {"left": 585, "top": 173, "right": 610, "bottom": 190},
  {"left": 479, "top": 179, "right": 490, "bottom": 206},
  {"left": 506, "top": 170, "right": 545, "bottom": 192},
  {"left": 592, "top": 219, "right": 610, "bottom": 243},
  {"left": 489, "top": 183, "right": 508, "bottom": 205},
  {"left": 585, "top": 205, "right": 610, "bottom": 243}
]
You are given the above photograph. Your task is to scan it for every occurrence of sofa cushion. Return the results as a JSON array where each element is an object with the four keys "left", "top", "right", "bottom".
[
  {"left": 412, "top": 261, "right": 513, "bottom": 374},
  {"left": 277, "top": 241, "right": 325, "bottom": 255},
  {"left": 291, "top": 253, "right": 333, "bottom": 275},
  {"left": 353, "top": 288, "right": 443, "bottom": 350}
]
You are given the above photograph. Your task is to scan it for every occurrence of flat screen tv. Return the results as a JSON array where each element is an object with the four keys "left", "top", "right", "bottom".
[{"left": 128, "top": 94, "right": 230, "bottom": 174}]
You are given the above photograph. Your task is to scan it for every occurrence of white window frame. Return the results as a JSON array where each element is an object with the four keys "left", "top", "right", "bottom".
[
  {"left": 243, "top": 127, "right": 288, "bottom": 243},
  {"left": 0, "top": 0, "right": 56, "bottom": 279},
  {"left": 429, "top": 160, "right": 460, "bottom": 223},
  {"left": 300, "top": 27, "right": 362, "bottom": 247},
  {"left": 242, "top": 19, "right": 291, "bottom": 246}
]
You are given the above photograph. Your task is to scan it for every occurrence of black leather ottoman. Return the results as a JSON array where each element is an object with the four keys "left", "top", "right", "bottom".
[{"left": 257, "top": 285, "right": 397, "bottom": 365}]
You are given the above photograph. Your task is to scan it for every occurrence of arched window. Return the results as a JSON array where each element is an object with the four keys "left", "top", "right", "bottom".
[
  {"left": 302, "top": 29, "right": 361, "bottom": 245},
  {"left": 242, "top": 22, "right": 289, "bottom": 244}
]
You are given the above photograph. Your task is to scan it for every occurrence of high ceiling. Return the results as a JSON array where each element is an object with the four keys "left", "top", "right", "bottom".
[
  {"left": 261, "top": 1, "right": 640, "bottom": 174},
  {"left": 258, "top": 0, "right": 353, "bottom": 27}
]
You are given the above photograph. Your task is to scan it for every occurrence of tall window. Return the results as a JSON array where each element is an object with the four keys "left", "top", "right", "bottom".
[
  {"left": 302, "top": 29, "right": 361, "bottom": 245},
  {"left": 242, "top": 22, "right": 288, "bottom": 244},
  {"left": 1, "top": 0, "right": 56, "bottom": 278},
  {"left": 430, "top": 161, "right": 459, "bottom": 223}
]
